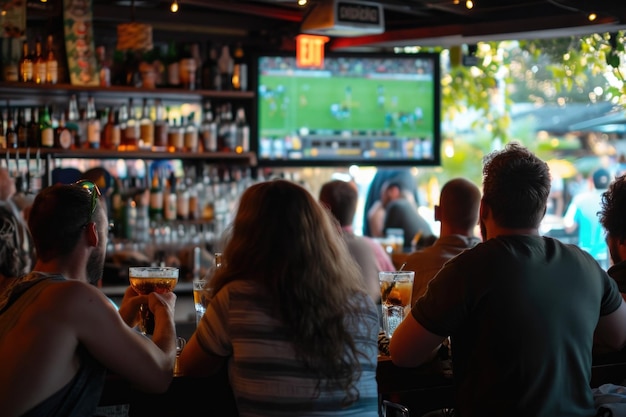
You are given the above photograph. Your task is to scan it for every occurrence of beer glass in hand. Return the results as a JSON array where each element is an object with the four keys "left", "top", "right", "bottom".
[{"left": 129, "top": 266, "right": 179, "bottom": 335}]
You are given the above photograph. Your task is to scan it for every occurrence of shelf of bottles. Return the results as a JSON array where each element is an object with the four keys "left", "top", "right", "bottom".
[
  {"left": 0, "top": 24, "right": 260, "bottom": 271},
  {"left": 108, "top": 163, "right": 256, "bottom": 268},
  {"left": 0, "top": 91, "right": 256, "bottom": 171}
]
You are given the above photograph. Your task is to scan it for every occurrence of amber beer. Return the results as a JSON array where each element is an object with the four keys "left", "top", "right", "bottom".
[
  {"left": 129, "top": 267, "right": 179, "bottom": 334},
  {"left": 192, "top": 280, "right": 211, "bottom": 325},
  {"left": 129, "top": 277, "right": 178, "bottom": 294}
]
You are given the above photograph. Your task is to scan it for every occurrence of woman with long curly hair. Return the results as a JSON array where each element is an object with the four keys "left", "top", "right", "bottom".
[{"left": 179, "top": 179, "right": 380, "bottom": 416}]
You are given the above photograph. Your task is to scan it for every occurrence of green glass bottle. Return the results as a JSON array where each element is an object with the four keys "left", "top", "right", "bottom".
[{"left": 39, "top": 105, "right": 54, "bottom": 148}]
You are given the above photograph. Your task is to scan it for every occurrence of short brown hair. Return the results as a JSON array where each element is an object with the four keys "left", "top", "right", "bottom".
[
  {"left": 319, "top": 180, "right": 358, "bottom": 226},
  {"left": 28, "top": 184, "right": 100, "bottom": 262}
]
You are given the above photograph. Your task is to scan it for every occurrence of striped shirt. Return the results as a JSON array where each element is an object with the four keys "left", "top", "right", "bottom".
[{"left": 196, "top": 280, "right": 380, "bottom": 417}]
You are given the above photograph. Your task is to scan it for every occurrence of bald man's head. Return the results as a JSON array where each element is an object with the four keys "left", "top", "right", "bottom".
[{"left": 437, "top": 178, "right": 481, "bottom": 232}]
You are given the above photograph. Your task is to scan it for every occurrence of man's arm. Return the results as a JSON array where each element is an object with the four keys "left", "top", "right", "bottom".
[
  {"left": 389, "top": 312, "right": 447, "bottom": 367},
  {"left": 595, "top": 299, "right": 626, "bottom": 351},
  {"left": 72, "top": 284, "right": 177, "bottom": 393}
]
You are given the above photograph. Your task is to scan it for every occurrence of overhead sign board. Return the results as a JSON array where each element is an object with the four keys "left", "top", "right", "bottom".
[{"left": 301, "top": 0, "right": 385, "bottom": 37}]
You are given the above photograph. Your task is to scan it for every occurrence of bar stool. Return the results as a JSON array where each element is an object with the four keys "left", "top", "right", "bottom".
[{"left": 381, "top": 399, "right": 410, "bottom": 417}]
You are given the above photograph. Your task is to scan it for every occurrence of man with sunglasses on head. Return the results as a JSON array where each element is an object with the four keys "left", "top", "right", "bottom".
[{"left": 0, "top": 180, "right": 177, "bottom": 417}]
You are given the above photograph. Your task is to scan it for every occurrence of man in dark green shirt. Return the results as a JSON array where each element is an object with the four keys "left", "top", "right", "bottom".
[{"left": 390, "top": 142, "right": 626, "bottom": 417}]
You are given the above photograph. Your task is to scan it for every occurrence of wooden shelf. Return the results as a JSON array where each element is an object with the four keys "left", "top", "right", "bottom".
[
  {"left": 0, "top": 148, "right": 257, "bottom": 166},
  {"left": 0, "top": 81, "right": 255, "bottom": 103}
]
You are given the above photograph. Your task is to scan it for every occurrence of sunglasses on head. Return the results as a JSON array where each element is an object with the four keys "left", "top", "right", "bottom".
[{"left": 72, "top": 179, "right": 102, "bottom": 223}]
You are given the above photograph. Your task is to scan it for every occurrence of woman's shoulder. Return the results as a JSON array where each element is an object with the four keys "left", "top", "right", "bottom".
[{"left": 214, "top": 279, "right": 268, "bottom": 302}]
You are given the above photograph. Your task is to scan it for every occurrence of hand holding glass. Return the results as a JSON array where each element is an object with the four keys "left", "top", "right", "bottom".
[
  {"left": 380, "top": 271, "right": 414, "bottom": 338},
  {"left": 129, "top": 266, "right": 179, "bottom": 334}
]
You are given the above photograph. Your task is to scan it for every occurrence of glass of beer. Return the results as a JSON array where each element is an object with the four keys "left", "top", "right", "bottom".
[
  {"left": 192, "top": 278, "right": 211, "bottom": 326},
  {"left": 129, "top": 266, "right": 179, "bottom": 335},
  {"left": 380, "top": 271, "right": 414, "bottom": 338}
]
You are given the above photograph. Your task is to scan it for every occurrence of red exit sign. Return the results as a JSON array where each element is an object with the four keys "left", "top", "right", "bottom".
[{"left": 296, "top": 34, "right": 329, "bottom": 68}]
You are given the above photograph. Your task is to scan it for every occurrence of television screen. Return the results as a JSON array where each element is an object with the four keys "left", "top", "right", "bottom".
[{"left": 254, "top": 52, "right": 441, "bottom": 167}]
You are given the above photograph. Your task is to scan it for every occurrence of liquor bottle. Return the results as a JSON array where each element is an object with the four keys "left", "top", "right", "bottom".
[
  {"left": 45, "top": 35, "right": 58, "bottom": 84},
  {"left": 179, "top": 43, "right": 196, "bottom": 90},
  {"left": 66, "top": 94, "right": 81, "bottom": 148},
  {"left": 101, "top": 107, "right": 120, "bottom": 150},
  {"left": 117, "top": 102, "right": 128, "bottom": 145},
  {"left": 231, "top": 42, "right": 247, "bottom": 91},
  {"left": 39, "top": 105, "right": 54, "bottom": 148},
  {"left": 55, "top": 111, "right": 73, "bottom": 149},
  {"left": 167, "top": 116, "right": 184, "bottom": 151},
  {"left": 77, "top": 108, "right": 88, "bottom": 149},
  {"left": 184, "top": 112, "right": 198, "bottom": 152},
  {"left": 188, "top": 181, "right": 199, "bottom": 220},
  {"left": 3, "top": 39, "right": 18, "bottom": 82},
  {"left": 176, "top": 176, "right": 189, "bottom": 220},
  {"left": 5, "top": 108, "right": 17, "bottom": 148},
  {"left": 139, "top": 98, "right": 154, "bottom": 147},
  {"left": 29, "top": 107, "right": 40, "bottom": 147},
  {"left": 166, "top": 41, "right": 180, "bottom": 88},
  {"left": 19, "top": 40, "right": 33, "bottom": 83},
  {"left": 123, "top": 50, "right": 140, "bottom": 87},
  {"left": 218, "top": 103, "right": 235, "bottom": 152},
  {"left": 33, "top": 38, "right": 46, "bottom": 84},
  {"left": 96, "top": 45, "right": 110, "bottom": 87},
  {"left": 234, "top": 107, "right": 249, "bottom": 153},
  {"left": 149, "top": 172, "right": 164, "bottom": 221},
  {"left": 110, "top": 50, "right": 126, "bottom": 86},
  {"left": 86, "top": 96, "right": 101, "bottom": 149},
  {"left": 200, "top": 101, "right": 217, "bottom": 152},
  {"left": 164, "top": 172, "right": 177, "bottom": 221},
  {"left": 191, "top": 43, "right": 202, "bottom": 90},
  {"left": 124, "top": 98, "right": 139, "bottom": 149},
  {"left": 201, "top": 42, "right": 219, "bottom": 90},
  {"left": 217, "top": 44, "right": 233, "bottom": 90},
  {"left": 153, "top": 98, "right": 168, "bottom": 150},
  {"left": 152, "top": 45, "right": 166, "bottom": 87},
  {"left": 16, "top": 107, "right": 29, "bottom": 148}
]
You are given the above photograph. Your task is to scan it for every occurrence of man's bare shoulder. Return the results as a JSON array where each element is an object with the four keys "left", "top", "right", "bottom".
[{"left": 33, "top": 279, "right": 112, "bottom": 315}]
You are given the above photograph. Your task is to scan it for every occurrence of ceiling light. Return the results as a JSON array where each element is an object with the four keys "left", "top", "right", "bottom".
[
  {"left": 171, "top": 0, "right": 179, "bottom": 13},
  {"left": 465, "top": 0, "right": 474, "bottom": 10},
  {"left": 588, "top": 12, "right": 597, "bottom": 21},
  {"left": 298, "top": 0, "right": 307, "bottom": 6}
]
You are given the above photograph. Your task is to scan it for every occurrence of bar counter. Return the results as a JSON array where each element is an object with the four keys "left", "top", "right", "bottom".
[{"left": 97, "top": 349, "right": 626, "bottom": 417}]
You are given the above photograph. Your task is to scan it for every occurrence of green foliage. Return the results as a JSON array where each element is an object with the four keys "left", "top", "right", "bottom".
[
  {"left": 520, "top": 31, "right": 626, "bottom": 104},
  {"left": 418, "top": 32, "right": 626, "bottom": 193}
]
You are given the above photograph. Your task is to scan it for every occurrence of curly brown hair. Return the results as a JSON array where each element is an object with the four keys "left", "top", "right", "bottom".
[
  {"left": 482, "top": 142, "right": 551, "bottom": 229},
  {"left": 599, "top": 174, "right": 626, "bottom": 241}
]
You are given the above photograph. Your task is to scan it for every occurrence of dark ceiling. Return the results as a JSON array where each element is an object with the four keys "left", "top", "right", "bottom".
[{"left": 88, "top": 0, "right": 626, "bottom": 50}]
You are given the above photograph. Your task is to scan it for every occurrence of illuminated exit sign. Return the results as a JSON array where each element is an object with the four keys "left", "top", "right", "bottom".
[{"left": 296, "top": 34, "right": 329, "bottom": 68}]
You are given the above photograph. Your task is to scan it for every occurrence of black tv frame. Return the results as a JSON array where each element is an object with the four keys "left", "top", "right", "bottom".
[{"left": 251, "top": 50, "right": 442, "bottom": 168}]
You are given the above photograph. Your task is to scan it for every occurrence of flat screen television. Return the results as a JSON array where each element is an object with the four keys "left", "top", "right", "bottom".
[{"left": 254, "top": 51, "right": 441, "bottom": 167}]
